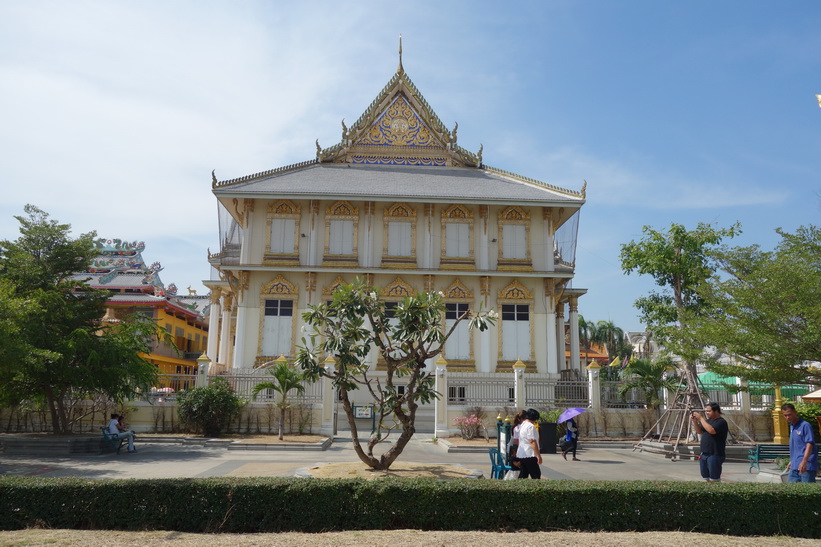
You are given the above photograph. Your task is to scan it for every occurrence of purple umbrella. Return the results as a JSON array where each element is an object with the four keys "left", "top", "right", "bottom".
[{"left": 558, "top": 407, "right": 587, "bottom": 423}]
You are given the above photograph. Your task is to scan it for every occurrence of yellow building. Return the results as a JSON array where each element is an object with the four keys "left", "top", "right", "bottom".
[
  {"left": 76, "top": 238, "right": 210, "bottom": 382},
  {"left": 207, "top": 50, "right": 587, "bottom": 375}
]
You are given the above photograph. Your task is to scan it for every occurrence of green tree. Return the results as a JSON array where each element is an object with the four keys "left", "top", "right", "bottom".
[
  {"left": 620, "top": 222, "right": 740, "bottom": 371},
  {"left": 251, "top": 359, "right": 306, "bottom": 440},
  {"left": 595, "top": 320, "right": 626, "bottom": 361},
  {"left": 296, "top": 279, "right": 496, "bottom": 471},
  {"left": 618, "top": 357, "right": 679, "bottom": 409},
  {"left": 684, "top": 225, "right": 821, "bottom": 386},
  {"left": 177, "top": 377, "right": 243, "bottom": 437},
  {"left": 0, "top": 205, "right": 160, "bottom": 433},
  {"left": 578, "top": 315, "right": 597, "bottom": 367}
]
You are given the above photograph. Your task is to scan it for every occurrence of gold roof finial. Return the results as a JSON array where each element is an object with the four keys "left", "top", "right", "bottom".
[{"left": 398, "top": 34, "right": 404, "bottom": 74}]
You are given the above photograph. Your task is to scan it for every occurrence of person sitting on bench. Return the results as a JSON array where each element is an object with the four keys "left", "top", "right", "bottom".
[{"left": 108, "top": 413, "right": 137, "bottom": 453}]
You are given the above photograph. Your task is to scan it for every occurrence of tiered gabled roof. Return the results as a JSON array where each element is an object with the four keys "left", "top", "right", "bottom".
[
  {"left": 314, "top": 63, "right": 481, "bottom": 168},
  {"left": 212, "top": 52, "right": 585, "bottom": 204},
  {"left": 73, "top": 238, "right": 210, "bottom": 319}
]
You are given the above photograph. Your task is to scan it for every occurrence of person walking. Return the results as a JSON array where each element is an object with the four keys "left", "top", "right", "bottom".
[
  {"left": 781, "top": 403, "right": 817, "bottom": 483},
  {"left": 562, "top": 417, "right": 580, "bottom": 461},
  {"left": 516, "top": 408, "right": 542, "bottom": 479},
  {"left": 507, "top": 410, "right": 526, "bottom": 470},
  {"left": 691, "top": 402, "right": 728, "bottom": 482}
]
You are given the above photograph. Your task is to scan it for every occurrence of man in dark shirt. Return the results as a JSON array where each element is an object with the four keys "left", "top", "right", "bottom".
[{"left": 691, "top": 402, "right": 728, "bottom": 482}]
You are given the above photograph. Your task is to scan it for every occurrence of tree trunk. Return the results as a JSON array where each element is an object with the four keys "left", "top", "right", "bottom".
[
  {"left": 339, "top": 389, "right": 382, "bottom": 469},
  {"left": 278, "top": 406, "right": 285, "bottom": 441},
  {"left": 375, "top": 398, "right": 417, "bottom": 470},
  {"left": 43, "top": 387, "right": 64, "bottom": 434}
]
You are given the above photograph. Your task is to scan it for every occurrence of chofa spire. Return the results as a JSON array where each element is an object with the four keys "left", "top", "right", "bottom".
[{"left": 398, "top": 34, "right": 404, "bottom": 75}]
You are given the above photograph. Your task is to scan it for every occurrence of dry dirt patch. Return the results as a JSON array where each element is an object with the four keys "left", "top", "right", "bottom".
[{"left": 441, "top": 436, "right": 496, "bottom": 447}]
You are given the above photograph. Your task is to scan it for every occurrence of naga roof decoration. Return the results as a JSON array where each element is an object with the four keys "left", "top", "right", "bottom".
[
  {"left": 212, "top": 51, "right": 585, "bottom": 201},
  {"left": 74, "top": 239, "right": 211, "bottom": 320},
  {"left": 93, "top": 238, "right": 145, "bottom": 254}
]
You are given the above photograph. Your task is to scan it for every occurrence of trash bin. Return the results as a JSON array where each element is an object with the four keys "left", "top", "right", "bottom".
[{"left": 539, "top": 421, "right": 557, "bottom": 454}]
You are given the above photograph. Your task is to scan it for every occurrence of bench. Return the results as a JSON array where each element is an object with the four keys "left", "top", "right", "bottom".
[
  {"left": 748, "top": 443, "right": 821, "bottom": 472},
  {"left": 100, "top": 427, "right": 125, "bottom": 454}
]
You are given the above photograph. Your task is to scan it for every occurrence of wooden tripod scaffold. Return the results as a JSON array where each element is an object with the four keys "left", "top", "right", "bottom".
[{"left": 633, "top": 365, "right": 755, "bottom": 461}]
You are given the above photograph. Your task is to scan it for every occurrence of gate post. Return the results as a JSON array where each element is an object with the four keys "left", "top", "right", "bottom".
[
  {"left": 195, "top": 353, "right": 211, "bottom": 388},
  {"left": 513, "top": 358, "right": 526, "bottom": 410},
  {"left": 320, "top": 355, "right": 336, "bottom": 437},
  {"left": 587, "top": 362, "right": 601, "bottom": 410},
  {"left": 434, "top": 355, "right": 449, "bottom": 439}
]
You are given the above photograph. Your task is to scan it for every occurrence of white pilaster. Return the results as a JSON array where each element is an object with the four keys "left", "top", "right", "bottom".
[
  {"left": 477, "top": 206, "right": 489, "bottom": 270},
  {"left": 544, "top": 208, "right": 555, "bottom": 272},
  {"left": 321, "top": 357, "right": 336, "bottom": 437},
  {"left": 218, "top": 295, "right": 233, "bottom": 366},
  {"left": 206, "top": 291, "right": 221, "bottom": 367},
  {"left": 546, "top": 308, "right": 558, "bottom": 374},
  {"left": 556, "top": 305, "right": 565, "bottom": 370},
  {"left": 569, "top": 298, "right": 581, "bottom": 374},
  {"left": 233, "top": 304, "right": 251, "bottom": 368},
  {"left": 434, "top": 356, "right": 449, "bottom": 438}
]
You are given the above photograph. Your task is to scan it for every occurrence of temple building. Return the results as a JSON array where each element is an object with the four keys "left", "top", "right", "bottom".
[
  {"left": 206, "top": 51, "right": 587, "bottom": 375},
  {"left": 74, "top": 238, "right": 211, "bottom": 377}
]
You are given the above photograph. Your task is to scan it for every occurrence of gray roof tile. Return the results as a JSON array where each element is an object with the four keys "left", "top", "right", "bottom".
[{"left": 214, "top": 163, "right": 583, "bottom": 205}]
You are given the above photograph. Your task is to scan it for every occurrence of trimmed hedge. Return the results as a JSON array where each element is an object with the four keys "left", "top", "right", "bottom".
[{"left": 0, "top": 477, "right": 819, "bottom": 537}]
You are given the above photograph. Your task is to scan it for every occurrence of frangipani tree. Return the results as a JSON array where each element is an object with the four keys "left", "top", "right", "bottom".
[{"left": 295, "top": 279, "right": 496, "bottom": 471}]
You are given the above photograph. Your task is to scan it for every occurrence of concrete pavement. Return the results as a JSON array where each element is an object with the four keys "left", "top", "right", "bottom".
[{"left": 0, "top": 433, "right": 770, "bottom": 483}]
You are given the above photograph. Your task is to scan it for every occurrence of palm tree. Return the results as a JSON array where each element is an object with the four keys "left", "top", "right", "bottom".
[
  {"left": 252, "top": 359, "right": 306, "bottom": 440},
  {"left": 578, "top": 315, "right": 597, "bottom": 367},
  {"left": 618, "top": 357, "right": 679, "bottom": 409},
  {"left": 595, "top": 320, "right": 625, "bottom": 363}
]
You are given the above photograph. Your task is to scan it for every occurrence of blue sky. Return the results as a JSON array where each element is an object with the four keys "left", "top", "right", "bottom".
[{"left": 1, "top": 1, "right": 819, "bottom": 332}]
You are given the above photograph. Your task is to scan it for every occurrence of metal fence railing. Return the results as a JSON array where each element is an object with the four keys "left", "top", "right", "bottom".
[
  {"left": 149, "top": 371, "right": 322, "bottom": 404},
  {"left": 601, "top": 381, "right": 655, "bottom": 408},
  {"left": 447, "top": 373, "right": 515, "bottom": 406},
  {"left": 526, "top": 377, "right": 588, "bottom": 408}
]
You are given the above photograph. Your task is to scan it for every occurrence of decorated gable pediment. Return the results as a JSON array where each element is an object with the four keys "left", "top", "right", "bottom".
[
  {"left": 444, "top": 279, "right": 473, "bottom": 300},
  {"left": 315, "top": 57, "right": 481, "bottom": 168},
  {"left": 322, "top": 275, "right": 348, "bottom": 296},
  {"left": 356, "top": 95, "right": 442, "bottom": 148},
  {"left": 381, "top": 276, "right": 415, "bottom": 298},
  {"left": 262, "top": 275, "right": 297, "bottom": 295},
  {"left": 498, "top": 279, "right": 533, "bottom": 300}
]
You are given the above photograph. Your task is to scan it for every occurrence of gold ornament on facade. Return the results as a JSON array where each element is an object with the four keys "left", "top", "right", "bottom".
[
  {"left": 356, "top": 95, "right": 438, "bottom": 147},
  {"left": 326, "top": 201, "right": 358, "bottom": 217},
  {"left": 261, "top": 275, "right": 297, "bottom": 295},
  {"left": 209, "top": 289, "right": 222, "bottom": 304},
  {"left": 305, "top": 272, "right": 316, "bottom": 293},
  {"left": 323, "top": 275, "right": 348, "bottom": 296},
  {"left": 499, "top": 205, "right": 530, "bottom": 221},
  {"left": 444, "top": 279, "right": 473, "bottom": 299},
  {"left": 385, "top": 202, "right": 417, "bottom": 218},
  {"left": 268, "top": 199, "right": 300, "bottom": 215},
  {"left": 237, "top": 271, "right": 250, "bottom": 293},
  {"left": 424, "top": 274, "right": 435, "bottom": 293},
  {"left": 381, "top": 276, "right": 415, "bottom": 298},
  {"left": 498, "top": 279, "right": 533, "bottom": 300},
  {"left": 442, "top": 204, "right": 473, "bottom": 219}
]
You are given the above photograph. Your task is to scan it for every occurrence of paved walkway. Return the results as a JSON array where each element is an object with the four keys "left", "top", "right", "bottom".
[{"left": 0, "top": 434, "right": 767, "bottom": 483}]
